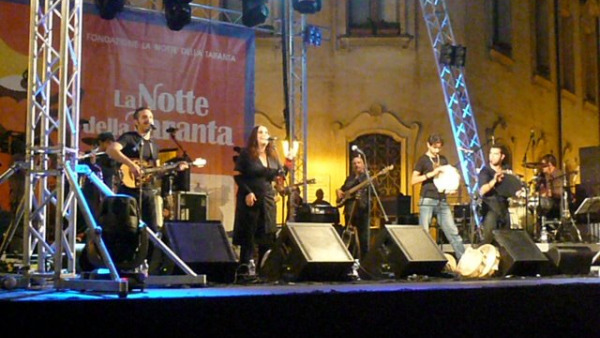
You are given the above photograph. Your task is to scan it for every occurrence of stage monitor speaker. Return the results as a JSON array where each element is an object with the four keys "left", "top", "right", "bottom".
[
  {"left": 162, "top": 221, "right": 238, "bottom": 283},
  {"left": 260, "top": 222, "right": 354, "bottom": 282},
  {"left": 545, "top": 245, "right": 596, "bottom": 275},
  {"left": 492, "top": 230, "right": 549, "bottom": 276},
  {"left": 361, "top": 225, "right": 447, "bottom": 279},
  {"left": 173, "top": 192, "right": 207, "bottom": 222}
]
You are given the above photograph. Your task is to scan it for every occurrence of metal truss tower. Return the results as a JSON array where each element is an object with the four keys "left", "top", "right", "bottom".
[
  {"left": 283, "top": 1, "right": 309, "bottom": 201},
  {"left": 23, "top": 0, "right": 83, "bottom": 284},
  {"left": 419, "top": 0, "right": 486, "bottom": 229}
]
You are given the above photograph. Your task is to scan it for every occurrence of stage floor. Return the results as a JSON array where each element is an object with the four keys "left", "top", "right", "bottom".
[{"left": 3, "top": 240, "right": 600, "bottom": 336}]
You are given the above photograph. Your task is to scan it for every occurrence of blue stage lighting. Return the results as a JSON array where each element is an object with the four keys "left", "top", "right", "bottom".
[{"left": 303, "top": 25, "right": 322, "bottom": 46}]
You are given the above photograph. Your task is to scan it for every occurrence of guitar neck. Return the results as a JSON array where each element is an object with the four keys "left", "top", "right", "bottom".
[{"left": 141, "top": 162, "right": 181, "bottom": 175}]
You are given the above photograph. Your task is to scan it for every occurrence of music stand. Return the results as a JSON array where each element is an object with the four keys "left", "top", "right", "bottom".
[{"left": 575, "top": 197, "right": 600, "bottom": 230}]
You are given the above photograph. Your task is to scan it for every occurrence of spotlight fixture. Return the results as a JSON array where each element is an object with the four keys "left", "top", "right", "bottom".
[
  {"left": 293, "top": 0, "right": 322, "bottom": 14},
  {"left": 94, "top": 0, "right": 125, "bottom": 20},
  {"left": 164, "top": 0, "right": 192, "bottom": 31},
  {"left": 242, "top": 0, "right": 269, "bottom": 27},
  {"left": 303, "top": 25, "right": 322, "bottom": 46},
  {"left": 439, "top": 43, "right": 467, "bottom": 67}
]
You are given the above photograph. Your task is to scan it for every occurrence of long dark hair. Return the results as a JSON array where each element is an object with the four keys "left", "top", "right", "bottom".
[{"left": 246, "top": 125, "right": 278, "bottom": 160}]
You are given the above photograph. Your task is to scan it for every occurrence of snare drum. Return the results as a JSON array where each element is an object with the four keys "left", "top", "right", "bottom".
[{"left": 433, "top": 165, "right": 461, "bottom": 194}]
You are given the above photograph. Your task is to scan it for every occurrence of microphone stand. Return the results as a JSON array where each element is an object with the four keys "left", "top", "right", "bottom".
[
  {"left": 358, "top": 151, "right": 389, "bottom": 224},
  {"left": 136, "top": 127, "right": 153, "bottom": 225},
  {"left": 457, "top": 137, "right": 495, "bottom": 244},
  {"left": 522, "top": 134, "right": 535, "bottom": 165},
  {"left": 169, "top": 132, "right": 191, "bottom": 162},
  {"left": 136, "top": 136, "right": 146, "bottom": 224}
]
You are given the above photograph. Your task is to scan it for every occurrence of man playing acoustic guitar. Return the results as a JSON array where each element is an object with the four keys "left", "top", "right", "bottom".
[{"left": 107, "top": 107, "right": 189, "bottom": 233}]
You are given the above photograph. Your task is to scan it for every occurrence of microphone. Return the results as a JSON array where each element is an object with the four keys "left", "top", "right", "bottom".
[
  {"left": 150, "top": 124, "right": 157, "bottom": 131},
  {"left": 166, "top": 127, "right": 178, "bottom": 134},
  {"left": 530, "top": 129, "right": 536, "bottom": 146},
  {"left": 267, "top": 137, "right": 278, "bottom": 141},
  {"left": 351, "top": 145, "right": 364, "bottom": 154},
  {"left": 458, "top": 147, "right": 474, "bottom": 153}
]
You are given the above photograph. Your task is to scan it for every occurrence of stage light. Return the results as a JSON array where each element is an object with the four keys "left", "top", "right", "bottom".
[
  {"left": 439, "top": 43, "right": 454, "bottom": 66},
  {"left": 303, "top": 25, "right": 322, "bottom": 46},
  {"left": 283, "top": 140, "right": 299, "bottom": 159},
  {"left": 164, "top": 0, "right": 192, "bottom": 31},
  {"left": 439, "top": 43, "right": 467, "bottom": 67},
  {"left": 242, "top": 0, "right": 269, "bottom": 27},
  {"left": 453, "top": 45, "right": 467, "bottom": 67},
  {"left": 94, "top": 0, "right": 125, "bottom": 20},
  {"left": 293, "top": 0, "right": 322, "bottom": 14}
]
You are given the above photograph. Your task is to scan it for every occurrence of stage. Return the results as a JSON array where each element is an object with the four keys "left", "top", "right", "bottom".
[{"left": 2, "top": 247, "right": 600, "bottom": 336}]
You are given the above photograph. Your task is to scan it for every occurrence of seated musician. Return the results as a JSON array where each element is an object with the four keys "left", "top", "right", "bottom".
[
  {"left": 539, "top": 154, "right": 563, "bottom": 219},
  {"left": 312, "top": 188, "right": 331, "bottom": 206},
  {"left": 478, "top": 144, "right": 512, "bottom": 244}
]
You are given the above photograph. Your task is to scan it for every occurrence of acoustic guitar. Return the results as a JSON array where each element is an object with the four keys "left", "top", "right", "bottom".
[{"left": 120, "top": 157, "right": 207, "bottom": 189}]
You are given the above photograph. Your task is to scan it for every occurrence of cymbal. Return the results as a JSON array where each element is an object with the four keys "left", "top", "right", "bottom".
[
  {"left": 522, "top": 162, "right": 548, "bottom": 169},
  {"left": 81, "top": 137, "right": 97, "bottom": 146}
]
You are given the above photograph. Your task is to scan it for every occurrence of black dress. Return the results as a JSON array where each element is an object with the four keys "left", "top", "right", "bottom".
[{"left": 232, "top": 148, "right": 282, "bottom": 249}]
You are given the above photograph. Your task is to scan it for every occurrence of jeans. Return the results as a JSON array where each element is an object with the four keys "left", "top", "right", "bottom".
[
  {"left": 481, "top": 199, "right": 511, "bottom": 245},
  {"left": 419, "top": 197, "right": 465, "bottom": 259}
]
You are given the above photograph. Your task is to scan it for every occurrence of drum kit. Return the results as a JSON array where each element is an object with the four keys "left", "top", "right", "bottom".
[{"left": 502, "top": 161, "right": 581, "bottom": 242}]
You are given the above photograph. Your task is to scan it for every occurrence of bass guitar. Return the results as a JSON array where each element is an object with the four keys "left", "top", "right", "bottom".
[
  {"left": 120, "top": 157, "right": 207, "bottom": 189},
  {"left": 336, "top": 165, "right": 394, "bottom": 208}
]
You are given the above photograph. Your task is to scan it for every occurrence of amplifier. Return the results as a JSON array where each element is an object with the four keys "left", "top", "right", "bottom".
[
  {"left": 173, "top": 192, "right": 208, "bottom": 222},
  {"left": 295, "top": 203, "right": 340, "bottom": 224}
]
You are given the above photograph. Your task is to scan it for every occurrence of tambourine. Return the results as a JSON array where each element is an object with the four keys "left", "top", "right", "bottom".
[
  {"left": 433, "top": 165, "right": 461, "bottom": 194},
  {"left": 456, "top": 245, "right": 500, "bottom": 278},
  {"left": 495, "top": 173, "right": 525, "bottom": 198}
]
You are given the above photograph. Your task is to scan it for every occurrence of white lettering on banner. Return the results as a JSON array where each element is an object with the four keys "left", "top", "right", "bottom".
[
  {"left": 204, "top": 51, "right": 237, "bottom": 62},
  {"left": 114, "top": 83, "right": 210, "bottom": 116},
  {"left": 86, "top": 33, "right": 139, "bottom": 49},
  {"left": 82, "top": 117, "right": 233, "bottom": 146},
  {"left": 81, "top": 116, "right": 131, "bottom": 136},
  {"left": 153, "top": 43, "right": 179, "bottom": 54}
]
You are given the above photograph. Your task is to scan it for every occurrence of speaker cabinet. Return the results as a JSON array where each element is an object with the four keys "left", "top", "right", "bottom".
[
  {"left": 545, "top": 245, "right": 596, "bottom": 275},
  {"left": 162, "top": 221, "right": 238, "bottom": 283},
  {"left": 173, "top": 192, "right": 207, "bottom": 222},
  {"left": 261, "top": 223, "right": 354, "bottom": 282},
  {"left": 361, "top": 225, "right": 447, "bottom": 279},
  {"left": 492, "top": 230, "right": 549, "bottom": 276}
]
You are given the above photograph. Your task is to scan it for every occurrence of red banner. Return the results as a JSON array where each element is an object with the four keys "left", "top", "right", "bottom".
[
  {"left": 80, "top": 6, "right": 255, "bottom": 175},
  {"left": 0, "top": 1, "right": 256, "bottom": 177}
]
